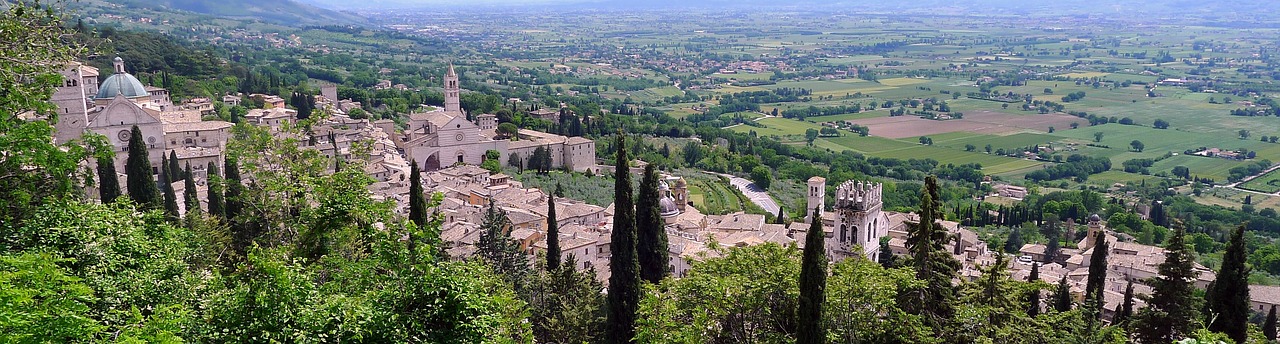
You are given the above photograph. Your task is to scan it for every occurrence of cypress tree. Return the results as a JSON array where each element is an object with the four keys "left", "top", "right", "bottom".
[
  {"left": 1115, "top": 280, "right": 1134, "bottom": 324},
  {"left": 606, "top": 134, "right": 640, "bottom": 344},
  {"left": 223, "top": 156, "right": 243, "bottom": 222},
  {"left": 904, "top": 175, "right": 959, "bottom": 326},
  {"left": 1084, "top": 237, "right": 1110, "bottom": 316},
  {"left": 1053, "top": 275, "right": 1072, "bottom": 312},
  {"left": 877, "top": 238, "right": 896, "bottom": 268},
  {"left": 168, "top": 150, "right": 181, "bottom": 181},
  {"left": 1043, "top": 221, "right": 1061, "bottom": 262},
  {"left": 160, "top": 163, "right": 180, "bottom": 221},
  {"left": 775, "top": 206, "right": 785, "bottom": 224},
  {"left": 183, "top": 163, "right": 199, "bottom": 214},
  {"left": 1207, "top": 225, "right": 1250, "bottom": 343},
  {"left": 96, "top": 156, "right": 121, "bottom": 203},
  {"left": 1027, "top": 262, "right": 1041, "bottom": 317},
  {"left": 547, "top": 190, "right": 561, "bottom": 271},
  {"left": 160, "top": 153, "right": 170, "bottom": 184},
  {"left": 125, "top": 125, "right": 159, "bottom": 209},
  {"left": 797, "top": 207, "right": 827, "bottom": 344},
  {"left": 207, "top": 162, "right": 224, "bottom": 218},
  {"left": 636, "top": 164, "right": 668, "bottom": 283},
  {"left": 408, "top": 161, "right": 427, "bottom": 227},
  {"left": 1264, "top": 305, "right": 1277, "bottom": 341},
  {"left": 1133, "top": 226, "right": 1202, "bottom": 343}
]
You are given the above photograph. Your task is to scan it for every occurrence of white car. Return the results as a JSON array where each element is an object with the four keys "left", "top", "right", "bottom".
[{"left": 1017, "top": 255, "right": 1033, "bottom": 264}]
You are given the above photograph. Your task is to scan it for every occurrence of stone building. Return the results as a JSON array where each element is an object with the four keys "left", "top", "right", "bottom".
[
  {"left": 828, "top": 180, "right": 890, "bottom": 260},
  {"left": 400, "top": 64, "right": 595, "bottom": 172},
  {"left": 51, "top": 57, "right": 233, "bottom": 184}
]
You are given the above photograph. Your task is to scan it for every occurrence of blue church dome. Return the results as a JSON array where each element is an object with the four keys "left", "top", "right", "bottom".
[{"left": 96, "top": 57, "right": 148, "bottom": 100}]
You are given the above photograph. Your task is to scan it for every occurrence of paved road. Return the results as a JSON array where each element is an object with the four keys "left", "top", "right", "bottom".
[
  {"left": 706, "top": 171, "right": 781, "bottom": 216},
  {"left": 1220, "top": 162, "right": 1280, "bottom": 195}
]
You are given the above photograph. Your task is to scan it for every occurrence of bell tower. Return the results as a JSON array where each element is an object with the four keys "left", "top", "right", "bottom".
[
  {"left": 1084, "top": 214, "right": 1103, "bottom": 250},
  {"left": 673, "top": 177, "right": 688, "bottom": 212},
  {"left": 444, "top": 63, "right": 461, "bottom": 114},
  {"left": 806, "top": 176, "right": 825, "bottom": 223}
]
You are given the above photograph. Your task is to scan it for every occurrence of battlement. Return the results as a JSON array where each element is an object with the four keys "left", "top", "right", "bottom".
[{"left": 834, "top": 180, "right": 882, "bottom": 212}]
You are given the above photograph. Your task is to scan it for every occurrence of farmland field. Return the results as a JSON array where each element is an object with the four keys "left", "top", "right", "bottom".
[{"left": 1239, "top": 169, "right": 1280, "bottom": 194}]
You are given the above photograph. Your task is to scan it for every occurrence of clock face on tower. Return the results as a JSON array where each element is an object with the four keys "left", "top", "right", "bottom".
[
  {"left": 455, "top": 133, "right": 465, "bottom": 142},
  {"left": 117, "top": 130, "right": 131, "bottom": 142}
]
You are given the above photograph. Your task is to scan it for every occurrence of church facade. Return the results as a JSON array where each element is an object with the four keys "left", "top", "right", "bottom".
[
  {"left": 53, "top": 57, "right": 232, "bottom": 179},
  {"left": 401, "top": 65, "right": 595, "bottom": 172}
]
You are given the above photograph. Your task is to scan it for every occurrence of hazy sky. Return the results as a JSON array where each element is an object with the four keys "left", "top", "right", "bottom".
[{"left": 298, "top": 0, "right": 1275, "bottom": 17}]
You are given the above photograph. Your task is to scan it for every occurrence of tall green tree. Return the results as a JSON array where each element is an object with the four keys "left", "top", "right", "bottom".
[
  {"left": 527, "top": 255, "right": 605, "bottom": 343},
  {"left": 903, "top": 175, "right": 959, "bottom": 328},
  {"left": 1053, "top": 275, "right": 1072, "bottom": 312},
  {"left": 160, "top": 160, "right": 180, "bottom": 221},
  {"left": 96, "top": 157, "right": 120, "bottom": 203},
  {"left": 546, "top": 191, "right": 561, "bottom": 271},
  {"left": 125, "top": 125, "right": 160, "bottom": 209},
  {"left": 1132, "top": 226, "right": 1202, "bottom": 343},
  {"left": 636, "top": 164, "right": 669, "bottom": 283},
  {"left": 408, "top": 161, "right": 427, "bottom": 227},
  {"left": 206, "top": 162, "right": 223, "bottom": 218},
  {"left": 877, "top": 237, "right": 896, "bottom": 268},
  {"left": 168, "top": 150, "right": 181, "bottom": 182},
  {"left": 1027, "top": 262, "right": 1041, "bottom": 317},
  {"left": 798, "top": 207, "right": 827, "bottom": 344},
  {"left": 1043, "top": 220, "right": 1061, "bottom": 262},
  {"left": 1115, "top": 280, "right": 1134, "bottom": 324},
  {"left": 223, "top": 156, "right": 242, "bottom": 221},
  {"left": 477, "top": 200, "right": 530, "bottom": 290},
  {"left": 1004, "top": 227, "right": 1023, "bottom": 253},
  {"left": 183, "top": 163, "right": 199, "bottom": 214},
  {"left": 606, "top": 134, "right": 641, "bottom": 344},
  {"left": 1084, "top": 237, "right": 1109, "bottom": 316},
  {"left": 160, "top": 154, "right": 170, "bottom": 186},
  {"left": 1264, "top": 305, "right": 1277, "bottom": 341},
  {"left": 968, "top": 253, "right": 1020, "bottom": 334},
  {"left": 1206, "top": 225, "right": 1250, "bottom": 343}
]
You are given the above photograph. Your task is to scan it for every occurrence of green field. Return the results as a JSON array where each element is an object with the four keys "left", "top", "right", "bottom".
[
  {"left": 1239, "top": 168, "right": 1280, "bottom": 194},
  {"left": 686, "top": 175, "right": 764, "bottom": 215},
  {"left": 814, "top": 135, "right": 1043, "bottom": 174},
  {"left": 731, "top": 117, "right": 826, "bottom": 139}
]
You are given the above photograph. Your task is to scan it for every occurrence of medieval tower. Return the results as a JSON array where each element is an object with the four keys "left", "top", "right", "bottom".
[
  {"left": 51, "top": 62, "right": 99, "bottom": 144},
  {"left": 806, "top": 176, "right": 826, "bottom": 223},
  {"left": 444, "top": 63, "right": 461, "bottom": 114},
  {"left": 1083, "top": 214, "right": 1103, "bottom": 250},
  {"left": 828, "top": 180, "right": 888, "bottom": 260}
]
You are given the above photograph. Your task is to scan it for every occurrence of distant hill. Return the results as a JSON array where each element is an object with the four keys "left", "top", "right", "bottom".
[{"left": 101, "top": 0, "right": 363, "bottom": 26}]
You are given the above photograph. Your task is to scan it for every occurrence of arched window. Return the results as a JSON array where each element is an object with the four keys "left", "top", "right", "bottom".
[{"left": 839, "top": 224, "right": 846, "bottom": 242}]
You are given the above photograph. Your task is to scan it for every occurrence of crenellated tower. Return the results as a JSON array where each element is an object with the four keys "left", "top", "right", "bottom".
[{"left": 828, "top": 180, "right": 886, "bottom": 260}]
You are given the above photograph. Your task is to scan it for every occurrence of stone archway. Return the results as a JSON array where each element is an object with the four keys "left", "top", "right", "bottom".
[{"left": 424, "top": 153, "right": 441, "bottom": 171}]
